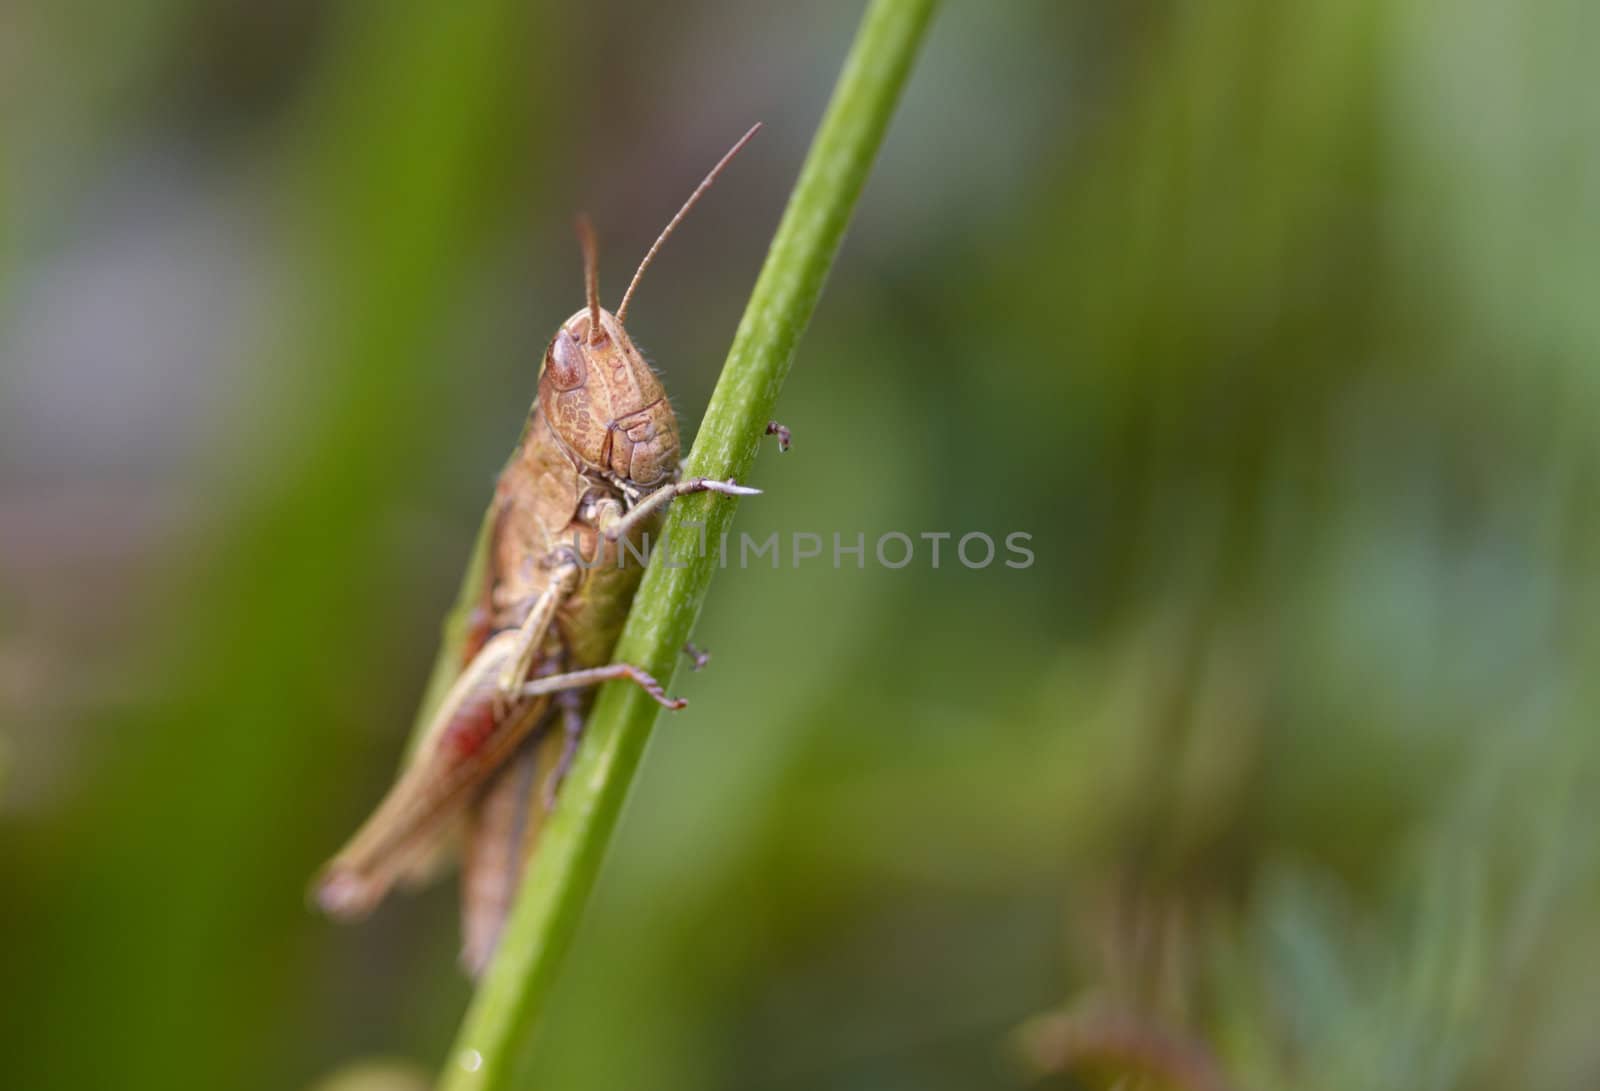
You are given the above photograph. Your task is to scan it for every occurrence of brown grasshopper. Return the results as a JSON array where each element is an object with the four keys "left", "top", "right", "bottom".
[{"left": 316, "top": 125, "right": 763, "bottom": 974}]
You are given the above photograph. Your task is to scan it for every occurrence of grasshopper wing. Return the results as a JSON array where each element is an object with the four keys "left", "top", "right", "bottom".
[
  {"left": 457, "top": 728, "right": 567, "bottom": 975},
  {"left": 315, "top": 629, "right": 552, "bottom": 918}
]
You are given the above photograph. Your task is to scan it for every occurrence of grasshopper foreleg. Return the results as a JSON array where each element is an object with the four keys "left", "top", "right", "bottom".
[
  {"left": 492, "top": 559, "right": 581, "bottom": 719},
  {"left": 602, "top": 476, "right": 759, "bottom": 542}
]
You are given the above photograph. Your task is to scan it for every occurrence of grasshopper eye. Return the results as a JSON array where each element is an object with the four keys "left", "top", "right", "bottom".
[{"left": 547, "top": 328, "right": 587, "bottom": 391}]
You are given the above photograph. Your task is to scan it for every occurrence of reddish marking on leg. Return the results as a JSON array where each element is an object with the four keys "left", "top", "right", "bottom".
[{"left": 444, "top": 699, "right": 498, "bottom": 758}]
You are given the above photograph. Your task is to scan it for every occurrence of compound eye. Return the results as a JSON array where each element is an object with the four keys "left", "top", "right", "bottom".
[{"left": 546, "top": 328, "right": 587, "bottom": 391}]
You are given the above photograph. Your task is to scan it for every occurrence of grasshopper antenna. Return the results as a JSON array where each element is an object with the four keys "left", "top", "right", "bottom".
[
  {"left": 576, "top": 214, "right": 603, "bottom": 344},
  {"left": 616, "top": 123, "right": 762, "bottom": 323}
]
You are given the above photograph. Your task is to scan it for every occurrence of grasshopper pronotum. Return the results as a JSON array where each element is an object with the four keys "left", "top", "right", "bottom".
[{"left": 316, "top": 125, "right": 763, "bottom": 974}]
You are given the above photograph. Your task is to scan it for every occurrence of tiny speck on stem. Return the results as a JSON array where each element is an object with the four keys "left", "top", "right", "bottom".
[
  {"left": 682, "top": 642, "right": 711, "bottom": 671},
  {"left": 765, "top": 421, "right": 792, "bottom": 452}
]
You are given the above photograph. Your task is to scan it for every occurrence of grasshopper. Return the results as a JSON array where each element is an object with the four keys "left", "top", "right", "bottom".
[{"left": 316, "top": 125, "right": 763, "bottom": 974}]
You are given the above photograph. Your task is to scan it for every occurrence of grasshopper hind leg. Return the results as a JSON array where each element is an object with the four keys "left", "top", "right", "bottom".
[{"left": 543, "top": 689, "right": 586, "bottom": 808}]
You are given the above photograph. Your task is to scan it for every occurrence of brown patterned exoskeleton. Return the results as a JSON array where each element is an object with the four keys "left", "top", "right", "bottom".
[{"left": 315, "top": 125, "right": 763, "bottom": 974}]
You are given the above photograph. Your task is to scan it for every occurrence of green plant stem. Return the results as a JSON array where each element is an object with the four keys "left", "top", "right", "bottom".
[{"left": 437, "top": 0, "right": 938, "bottom": 1086}]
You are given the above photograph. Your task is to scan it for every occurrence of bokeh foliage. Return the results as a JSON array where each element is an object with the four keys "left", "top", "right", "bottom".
[{"left": 3, "top": 0, "right": 1598, "bottom": 1089}]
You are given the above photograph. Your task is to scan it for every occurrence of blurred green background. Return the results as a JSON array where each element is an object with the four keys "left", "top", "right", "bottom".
[{"left": 4, "top": 1, "right": 1599, "bottom": 1089}]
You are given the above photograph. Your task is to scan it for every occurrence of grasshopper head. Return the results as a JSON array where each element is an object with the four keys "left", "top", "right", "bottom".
[
  {"left": 539, "top": 307, "right": 680, "bottom": 491},
  {"left": 536, "top": 124, "right": 761, "bottom": 496}
]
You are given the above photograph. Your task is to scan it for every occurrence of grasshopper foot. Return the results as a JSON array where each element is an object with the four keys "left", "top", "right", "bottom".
[
  {"left": 603, "top": 663, "right": 686, "bottom": 710},
  {"left": 765, "top": 420, "right": 792, "bottom": 452},
  {"left": 682, "top": 476, "right": 761, "bottom": 498},
  {"left": 682, "top": 642, "right": 711, "bottom": 671}
]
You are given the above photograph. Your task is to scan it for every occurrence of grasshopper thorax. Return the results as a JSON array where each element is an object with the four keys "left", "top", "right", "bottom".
[{"left": 539, "top": 307, "right": 680, "bottom": 494}]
